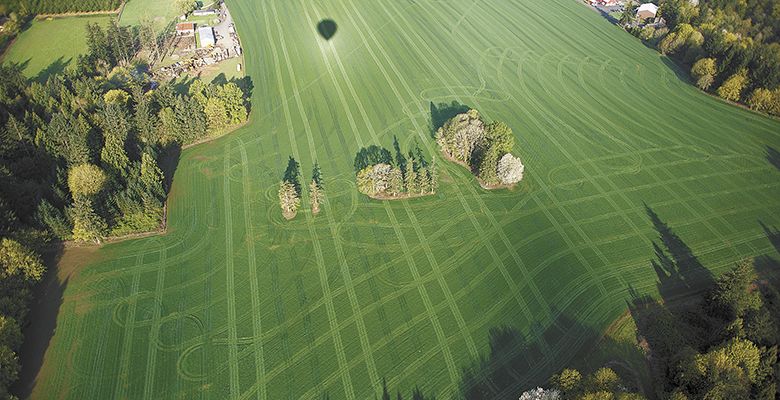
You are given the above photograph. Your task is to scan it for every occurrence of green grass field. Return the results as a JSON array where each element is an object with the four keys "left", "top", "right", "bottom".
[
  {"left": 119, "top": 0, "right": 178, "bottom": 29},
  {"left": 26, "top": 0, "right": 780, "bottom": 399},
  {"left": 2, "top": 16, "right": 111, "bottom": 79}
]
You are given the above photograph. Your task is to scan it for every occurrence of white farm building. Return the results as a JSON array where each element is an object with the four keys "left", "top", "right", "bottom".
[{"left": 198, "top": 26, "right": 216, "bottom": 48}]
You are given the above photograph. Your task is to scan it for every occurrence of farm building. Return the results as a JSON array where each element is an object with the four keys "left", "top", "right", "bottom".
[
  {"left": 636, "top": 3, "right": 658, "bottom": 20},
  {"left": 198, "top": 26, "right": 216, "bottom": 48},
  {"left": 176, "top": 22, "right": 195, "bottom": 36},
  {"left": 193, "top": 9, "right": 217, "bottom": 17}
]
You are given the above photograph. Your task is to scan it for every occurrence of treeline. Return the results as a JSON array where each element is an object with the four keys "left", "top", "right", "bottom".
[
  {"left": 354, "top": 138, "right": 438, "bottom": 199},
  {"left": 630, "top": 0, "right": 780, "bottom": 115},
  {"left": 435, "top": 109, "right": 524, "bottom": 188},
  {"left": 0, "top": 0, "right": 122, "bottom": 14}
]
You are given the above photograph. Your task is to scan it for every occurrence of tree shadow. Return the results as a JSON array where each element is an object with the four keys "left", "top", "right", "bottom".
[
  {"left": 767, "top": 146, "right": 780, "bottom": 172},
  {"left": 659, "top": 56, "right": 693, "bottom": 85},
  {"left": 378, "top": 378, "right": 435, "bottom": 400},
  {"left": 429, "top": 101, "right": 469, "bottom": 137},
  {"left": 459, "top": 312, "right": 623, "bottom": 399},
  {"left": 34, "top": 57, "right": 72, "bottom": 84},
  {"left": 645, "top": 204, "right": 714, "bottom": 295},
  {"left": 282, "top": 156, "right": 301, "bottom": 195},
  {"left": 760, "top": 220, "right": 780, "bottom": 254},
  {"left": 210, "top": 72, "right": 229, "bottom": 86},
  {"left": 172, "top": 76, "right": 198, "bottom": 95},
  {"left": 317, "top": 19, "right": 337, "bottom": 40},
  {"left": 353, "top": 145, "right": 392, "bottom": 172},
  {"left": 229, "top": 76, "right": 254, "bottom": 113},
  {"left": 12, "top": 242, "right": 66, "bottom": 399},
  {"left": 158, "top": 142, "right": 182, "bottom": 195},
  {"left": 753, "top": 255, "right": 780, "bottom": 288}
]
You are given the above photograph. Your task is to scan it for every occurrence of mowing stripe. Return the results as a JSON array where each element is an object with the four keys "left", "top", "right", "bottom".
[
  {"left": 247, "top": 2, "right": 356, "bottom": 399},
  {"left": 268, "top": 2, "right": 383, "bottom": 395},
  {"left": 303, "top": 0, "right": 462, "bottom": 390},
  {"left": 366, "top": 0, "right": 555, "bottom": 356},
  {"left": 223, "top": 143, "right": 240, "bottom": 398},
  {"left": 236, "top": 139, "right": 267, "bottom": 400},
  {"left": 391, "top": 0, "right": 609, "bottom": 301},
  {"left": 143, "top": 247, "right": 166, "bottom": 400},
  {"left": 114, "top": 259, "right": 142, "bottom": 399},
  {"left": 337, "top": 0, "right": 481, "bottom": 365}
]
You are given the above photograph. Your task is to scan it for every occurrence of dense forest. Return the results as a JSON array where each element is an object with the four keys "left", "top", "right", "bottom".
[
  {"left": 629, "top": 0, "right": 780, "bottom": 115},
  {"left": 0, "top": 19, "right": 248, "bottom": 396},
  {"left": 0, "top": 0, "right": 122, "bottom": 14}
]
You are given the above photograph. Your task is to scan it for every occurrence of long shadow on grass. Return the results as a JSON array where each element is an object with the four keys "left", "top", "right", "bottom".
[
  {"left": 625, "top": 206, "right": 729, "bottom": 396},
  {"left": 760, "top": 221, "right": 780, "bottom": 254},
  {"left": 12, "top": 242, "right": 66, "bottom": 399},
  {"left": 158, "top": 143, "right": 182, "bottom": 196},
  {"left": 375, "top": 312, "right": 629, "bottom": 399},
  {"left": 459, "top": 312, "right": 627, "bottom": 399},
  {"left": 767, "top": 146, "right": 780, "bottom": 172},
  {"left": 645, "top": 204, "right": 714, "bottom": 298},
  {"left": 429, "top": 101, "right": 469, "bottom": 137},
  {"left": 35, "top": 57, "right": 71, "bottom": 84}
]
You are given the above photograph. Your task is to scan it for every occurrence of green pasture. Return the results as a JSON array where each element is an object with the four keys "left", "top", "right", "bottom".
[
  {"left": 27, "top": 0, "right": 780, "bottom": 399},
  {"left": 119, "top": 0, "right": 178, "bottom": 30},
  {"left": 2, "top": 16, "right": 110, "bottom": 79}
]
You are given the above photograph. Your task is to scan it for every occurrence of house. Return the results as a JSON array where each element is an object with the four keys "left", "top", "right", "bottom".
[
  {"left": 636, "top": 3, "right": 658, "bottom": 20},
  {"left": 198, "top": 26, "right": 216, "bottom": 48},
  {"left": 192, "top": 9, "right": 217, "bottom": 17},
  {"left": 176, "top": 22, "right": 195, "bottom": 36}
]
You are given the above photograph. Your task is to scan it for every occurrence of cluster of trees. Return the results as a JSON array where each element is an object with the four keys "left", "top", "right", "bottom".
[
  {"left": 637, "top": 259, "right": 780, "bottom": 399},
  {"left": 278, "top": 158, "right": 323, "bottom": 220},
  {"left": 0, "top": 0, "right": 122, "bottom": 14},
  {"left": 522, "top": 257, "right": 780, "bottom": 400},
  {"left": 519, "top": 367, "right": 644, "bottom": 400},
  {"left": 630, "top": 0, "right": 780, "bottom": 116},
  {"left": 354, "top": 138, "right": 438, "bottom": 199},
  {"left": 1, "top": 25, "right": 248, "bottom": 245},
  {"left": 435, "top": 109, "right": 524, "bottom": 188},
  {"left": 174, "top": 0, "right": 199, "bottom": 17}
]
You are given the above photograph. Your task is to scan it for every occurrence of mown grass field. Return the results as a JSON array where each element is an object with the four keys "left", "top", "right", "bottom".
[
  {"left": 2, "top": 16, "right": 111, "bottom": 79},
  {"left": 27, "top": 0, "right": 780, "bottom": 399}
]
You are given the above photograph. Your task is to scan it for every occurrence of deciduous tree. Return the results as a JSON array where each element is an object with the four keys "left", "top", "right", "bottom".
[
  {"left": 717, "top": 69, "right": 749, "bottom": 101},
  {"left": 67, "top": 163, "right": 107, "bottom": 197},
  {"left": 497, "top": 153, "right": 525, "bottom": 185},
  {"left": 278, "top": 181, "right": 300, "bottom": 219},
  {"left": 692, "top": 58, "right": 717, "bottom": 90}
]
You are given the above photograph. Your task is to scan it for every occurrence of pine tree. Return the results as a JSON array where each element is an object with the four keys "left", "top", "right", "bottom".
[
  {"left": 388, "top": 167, "right": 404, "bottom": 197},
  {"left": 403, "top": 161, "right": 417, "bottom": 193},
  {"left": 309, "top": 180, "right": 322, "bottom": 215},
  {"left": 418, "top": 168, "right": 431, "bottom": 195},
  {"left": 477, "top": 144, "right": 500, "bottom": 185},
  {"left": 69, "top": 196, "right": 107, "bottom": 243},
  {"left": 100, "top": 103, "right": 131, "bottom": 176},
  {"left": 309, "top": 162, "right": 323, "bottom": 215},
  {"left": 429, "top": 160, "right": 439, "bottom": 193},
  {"left": 140, "top": 152, "right": 165, "bottom": 200}
]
